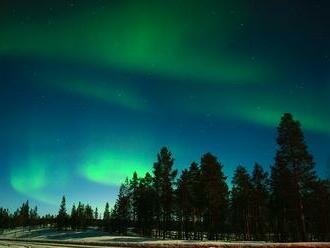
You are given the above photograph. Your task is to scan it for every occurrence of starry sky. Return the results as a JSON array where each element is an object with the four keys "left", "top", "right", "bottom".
[{"left": 1, "top": 0, "right": 330, "bottom": 215}]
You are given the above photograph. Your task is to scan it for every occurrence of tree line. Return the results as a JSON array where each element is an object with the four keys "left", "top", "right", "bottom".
[
  {"left": 106, "top": 113, "right": 330, "bottom": 241},
  {"left": 0, "top": 197, "right": 99, "bottom": 232},
  {"left": 1, "top": 113, "right": 329, "bottom": 242},
  {"left": 0, "top": 201, "right": 55, "bottom": 230}
]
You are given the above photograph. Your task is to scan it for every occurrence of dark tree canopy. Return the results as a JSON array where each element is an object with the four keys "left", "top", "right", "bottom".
[
  {"left": 200, "top": 153, "right": 229, "bottom": 240},
  {"left": 271, "top": 113, "right": 317, "bottom": 241},
  {"left": 56, "top": 196, "right": 68, "bottom": 230},
  {"left": 231, "top": 165, "right": 252, "bottom": 239},
  {"left": 1, "top": 113, "right": 329, "bottom": 242}
]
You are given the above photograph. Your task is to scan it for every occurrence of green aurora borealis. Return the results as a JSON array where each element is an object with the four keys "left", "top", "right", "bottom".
[
  {"left": 1, "top": 1, "right": 268, "bottom": 84},
  {"left": 1, "top": 0, "right": 329, "bottom": 213},
  {"left": 81, "top": 151, "right": 149, "bottom": 186}
]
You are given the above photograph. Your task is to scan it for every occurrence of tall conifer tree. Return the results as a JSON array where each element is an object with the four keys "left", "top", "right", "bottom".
[
  {"left": 271, "top": 113, "right": 316, "bottom": 241},
  {"left": 57, "top": 196, "right": 68, "bottom": 230},
  {"left": 152, "top": 147, "right": 177, "bottom": 238},
  {"left": 231, "top": 166, "right": 252, "bottom": 240},
  {"left": 200, "top": 153, "right": 229, "bottom": 240}
]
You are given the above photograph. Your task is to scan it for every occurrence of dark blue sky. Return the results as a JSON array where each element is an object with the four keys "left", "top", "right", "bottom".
[{"left": 1, "top": 0, "right": 329, "bottom": 214}]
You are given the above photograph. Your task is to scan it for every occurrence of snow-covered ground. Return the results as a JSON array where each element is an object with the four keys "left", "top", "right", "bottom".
[{"left": 0, "top": 228, "right": 329, "bottom": 247}]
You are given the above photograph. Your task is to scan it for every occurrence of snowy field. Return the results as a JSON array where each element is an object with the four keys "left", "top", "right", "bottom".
[{"left": 0, "top": 228, "right": 329, "bottom": 248}]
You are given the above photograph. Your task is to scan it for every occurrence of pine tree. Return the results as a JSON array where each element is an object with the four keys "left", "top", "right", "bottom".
[
  {"left": 94, "top": 207, "right": 98, "bottom": 219},
  {"left": 0, "top": 208, "right": 10, "bottom": 229},
  {"left": 250, "top": 163, "right": 269, "bottom": 240},
  {"left": 153, "top": 147, "right": 177, "bottom": 239},
  {"left": 130, "top": 171, "right": 139, "bottom": 226},
  {"left": 76, "top": 202, "right": 85, "bottom": 229},
  {"left": 271, "top": 113, "right": 316, "bottom": 241},
  {"left": 152, "top": 155, "right": 162, "bottom": 237},
  {"left": 85, "top": 204, "right": 94, "bottom": 227},
  {"left": 112, "top": 179, "right": 131, "bottom": 234},
  {"left": 103, "top": 202, "right": 110, "bottom": 220},
  {"left": 270, "top": 153, "right": 291, "bottom": 241},
  {"left": 200, "top": 153, "right": 229, "bottom": 240},
  {"left": 19, "top": 201, "right": 30, "bottom": 227},
  {"left": 71, "top": 204, "right": 77, "bottom": 230},
  {"left": 305, "top": 179, "right": 330, "bottom": 241},
  {"left": 29, "top": 206, "right": 38, "bottom": 226},
  {"left": 57, "top": 196, "right": 68, "bottom": 230},
  {"left": 231, "top": 165, "right": 252, "bottom": 240},
  {"left": 94, "top": 207, "right": 99, "bottom": 226},
  {"left": 176, "top": 169, "right": 192, "bottom": 239},
  {"left": 136, "top": 172, "right": 155, "bottom": 236},
  {"left": 103, "top": 202, "right": 110, "bottom": 231},
  {"left": 188, "top": 162, "right": 203, "bottom": 240}
]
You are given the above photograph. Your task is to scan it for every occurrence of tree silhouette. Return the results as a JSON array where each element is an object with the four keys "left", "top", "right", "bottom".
[
  {"left": 1, "top": 113, "right": 329, "bottom": 241},
  {"left": 231, "top": 165, "right": 252, "bottom": 240},
  {"left": 70, "top": 203, "right": 77, "bottom": 230},
  {"left": 135, "top": 172, "right": 155, "bottom": 236},
  {"left": 152, "top": 147, "right": 177, "bottom": 239},
  {"left": 85, "top": 204, "right": 94, "bottom": 227},
  {"left": 176, "top": 168, "right": 192, "bottom": 239},
  {"left": 305, "top": 179, "right": 330, "bottom": 241},
  {"left": 130, "top": 171, "right": 139, "bottom": 228},
  {"left": 18, "top": 201, "right": 30, "bottom": 227},
  {"left": 0, "top": 208, "right": 10, "bottom": 229},
  {"left": 200, "top": 153, "right": 229, "bottom": 240},
  {"left": 102, "top": 202, "right": 110, "bottom": 231},
  {"left": 29, "top": 206, "right": 39, "bottom": 227},
  {"left": 250, "top": 163, "right": 269, "bottom": 240},
  {"left": 56, "top": 196, "right": 68, "bottom": 230},
  {"left": 111, "top": 179, "right": 131, "bottom": 234},
  {"left": 271, "top": 113, "right": 316, "bottom": 241},
  {"left": 188, "top": 162, "right": 204, "bottom": 240},
  {"left": 94, "top": 207, "right": 99, "bottom": 226}
]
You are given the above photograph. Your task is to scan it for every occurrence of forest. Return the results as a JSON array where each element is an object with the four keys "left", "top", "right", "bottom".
[{"left": 1, "top": 113, "right": 329, "bottom": 242}]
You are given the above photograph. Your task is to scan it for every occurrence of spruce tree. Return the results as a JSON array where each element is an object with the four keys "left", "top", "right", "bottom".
[
  {"left": 305, "top": 179, "right": 330, "bottom": 241},
  {"left": 29, "top": 206, "right": 38, "bottom": 226},
  {"left": 19, "top": 201, "right": 30, "bottom": 227},
  {"left": 103, "top": 202, "right": 110, "bottom": 231},
  {"left": 94, "top": 207, "right": 98, "bottom": 219},
  {"left": 200, "top": 153, "right": 229, "bottom": 240},
  {"left": 103, "top": 202, "right": 110, "bottom": 220},
  {"left": 0, "top": 208, "right": 10, "bottom": 229},
  {"left": 57, "top": 196, "right": 68, "bottom": 230},
  {"left": 85, "top": 204, "right": 94, "bottom": 226},
  {"left": 250, "top": 163, "right": 269, "bottom": 240},
  {"left": 231, "top": 165, "right": 252, "bottom": 240},
  {"left": 94, "top": 207, "right": 99, "bottom": 226},
  {"left": 271, "top": 113, "right": 316, "bottom": 241},
  {"left": 71, "top": 204, "right": 77, "bottom": 230},
  {"left": 112, "top": 179, "right": 131, "bottom": 234},
  {"left": 152, "top": 147, "right": 177, "bottom": 239},
  {"left": 136, "top": 172, "right": 155, "bottom": 236},
  {"left": 130, "top": 171, "right": 139, "bottom": 225},
  {"left": 152, "top": 156, "right": 162, "bottom": 237},
  {"left": 76, "top": 202, "right": 85, "bottom": 229},
  {"left": 188, "top": 162, "right": 203, "bottom": 240},
  {"left": 176, "top": 169, "right": 192, "bottom": 239}
]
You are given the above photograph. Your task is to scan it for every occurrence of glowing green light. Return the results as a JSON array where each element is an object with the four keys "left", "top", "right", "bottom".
[
  {"left": 1, "top": 1, "right": 268, "bottom": 84},
  {"left": 80, "top": 152, "right": 150, "bottom": 186},
  {"left": 42, "top": 80, "right": 146, "bottom": 111},
  {"left": 236, "top": 107, "right": 330, "bottom": 135},
  {"left": 11, "top": 159, "right": 46, "bottom": 191},
  {"left": 10, "top": 158, "right": 56, "bottom": 204},
  {"left": 184, "top": 87, "right": 330, "bottom": 134}
]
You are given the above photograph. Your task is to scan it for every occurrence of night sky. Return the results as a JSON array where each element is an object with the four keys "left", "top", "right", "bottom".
[{"left": 1, "top": 0, "right": 330, "bottom": 215}]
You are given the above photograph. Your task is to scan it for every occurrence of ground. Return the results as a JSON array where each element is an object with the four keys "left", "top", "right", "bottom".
[{"left": 0, "top": 228, "right": 329, "bottom": 248}]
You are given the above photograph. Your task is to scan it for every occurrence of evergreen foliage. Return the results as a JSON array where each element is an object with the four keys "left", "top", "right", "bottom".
[
  {"left": 56, "top": 196, "right": 68, "bottom": 230},
  {"left": 1, "top": 113, "right": 329, "bottom": 241}
]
